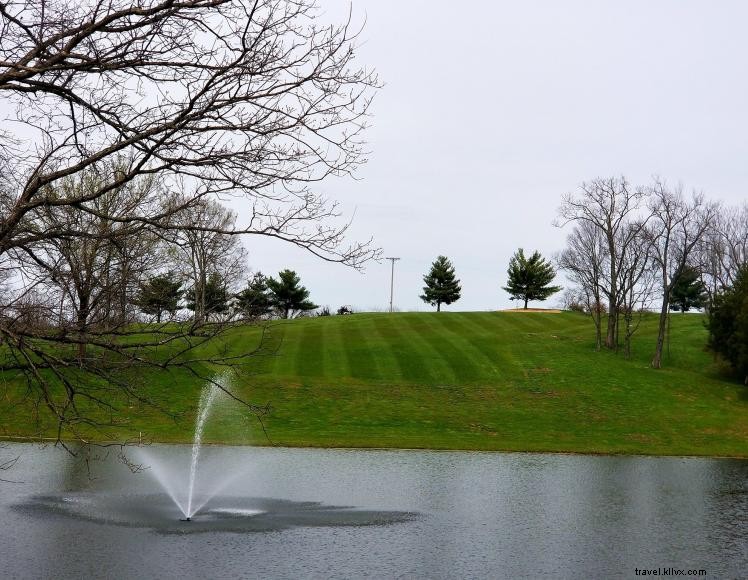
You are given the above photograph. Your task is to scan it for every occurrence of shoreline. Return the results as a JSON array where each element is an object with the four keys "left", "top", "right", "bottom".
[{"left": 2, "top": 435, "right": 746, "bottom": 460}]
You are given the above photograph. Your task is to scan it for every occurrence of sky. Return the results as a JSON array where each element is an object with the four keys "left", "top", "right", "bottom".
[{"left": 234, "top": 0, "right": 748, "bottom": 312}]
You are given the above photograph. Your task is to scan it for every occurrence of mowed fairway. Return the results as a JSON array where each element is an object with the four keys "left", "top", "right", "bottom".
[
  {"left": 231, "top": 311, "right": 747, "bottom": 456},
  {"left": 2, "top": 312, "right": 747, "bottom": 456}
]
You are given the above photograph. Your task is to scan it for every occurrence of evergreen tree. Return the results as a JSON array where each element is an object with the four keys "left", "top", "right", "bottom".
[
  {"left": 186, "top": 272, "right": 230, "bottom": 320},
  {"left": 234, "top": 272, "right": 273, "bottom": 319},
  {"left": 708, "top": 266, "right": 748, "bottom": 384},
  {"left": 669, "top": 266, "right": 707, "bottom": 313},
  {"left": 136, "top": 272, "right": 183, "bottom": 323},
  {"left": 420, "top": 255, "right": 462, "bottom": 312},
  {"left": 267, "top": 269, "right": 318, "bottom": 319},
  {"left": 502, "top": 248, "right": 562, "bottom": 309}
]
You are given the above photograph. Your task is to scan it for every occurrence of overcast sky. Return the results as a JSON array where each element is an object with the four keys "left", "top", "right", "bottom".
[{"left": 235, "top": 0, "right": 748, "bottom": 312}]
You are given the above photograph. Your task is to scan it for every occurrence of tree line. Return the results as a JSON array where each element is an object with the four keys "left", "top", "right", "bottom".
[
  {"left": 554, "top": 176, "right": 747, "bottom": 371},
  {"left": 416, "top": 176, "right": 748, "bottom": 381},
  {"left": 10, "top": 166, "right": 320, "bottom": 336}
]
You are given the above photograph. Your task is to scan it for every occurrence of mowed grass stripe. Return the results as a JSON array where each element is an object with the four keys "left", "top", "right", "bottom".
[
  {"left": 400, "top": 314, "right": 484, "bottom": 383},
  {"left": 430, "top": 313, "right": 506, "bottom": 379},
  {"left": 294, "top": 319, "right": 326, "bottom": 378},
  {"left": 266, "top": 321, "right": 294, "bottom": 376},
  {"left": 495, "top": 312, "right": 549, "bottom": 334},
  {"left": 356, "top": 315, "right": 406, "bottom": 382},
  {"left": 320, "top": 317, "right": 352, "bottom": 379},
  {"left": 461, "top": 312, "right": 516, "bottom": 336},
  {"left": 467, "top": 313, "right": 559, "bottom": 370},
  {"left": 453, "top": 313, "right": 525, "bottom": 376},
  {"left": 370, "top": 314, "right": 440, "bottom": 383},
  {"left": 338, "top": 316, "right": 384, "bottom": 381}
]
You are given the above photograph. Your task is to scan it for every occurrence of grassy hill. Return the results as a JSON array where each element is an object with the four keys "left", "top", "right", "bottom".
[{"left": 2, "top": 311, "right": 747, "bottom": 456}]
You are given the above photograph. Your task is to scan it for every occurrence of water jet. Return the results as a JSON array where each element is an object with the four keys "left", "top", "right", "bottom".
[{"left": 136, "top": 373, "right": 232, "bottom": 519}]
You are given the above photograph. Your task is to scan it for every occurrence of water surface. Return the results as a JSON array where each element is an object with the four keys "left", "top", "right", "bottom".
[{"left": 1, "top": 444, "right": 746, "bottom": 579}]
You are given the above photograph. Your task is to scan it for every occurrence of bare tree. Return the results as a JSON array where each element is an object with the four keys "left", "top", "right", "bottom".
[
  {"left": 556, "top": 221, "right": 608, "bottom": 350},
  {"left": 167, "top": 197, "right": 247, "bottom": 324},
  {"left": 698, "top": 203, "right": 748, "bottom": 306},
  {"left": 0, "top": 0, "right": 379, "bottom": 445},
  {"left": 557, "top": 177, "right": 647, "bottom": 349},
  {"left": 617, "top": 222, "right": 656, "bottom": 358},
  {"left": 0, "top": 0, "right": 378, "bottom": 263},
  {"left": 16, "top": 165, "right": 161, "bottom": 362},
  {"left": 646, "top": 180, "right": 718, "bottom": 368}
]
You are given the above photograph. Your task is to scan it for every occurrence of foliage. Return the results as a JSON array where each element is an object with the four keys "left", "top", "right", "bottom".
[
  {"left": 337, "top": 305, "right": 354, "bottom": 315},
  {"left": 234, "top": 272, "right": 273, "bottom": 319},
  {"left": 267, "top": 269, "right": 318, "bottom": 319},
  {"left": 669, "top": 266, "right": 707, "bottom": 312},
  {"left": 708, "top": 267, "right": 748, "bottom": 383},
  {"left": 136, "top": 272, "right": 183, "bottom": 323},
  {"left": 502, "top": 249, "right": 562, "bottom": 309},
  {"left": 317, "top": 306, "right": 332, "bottom": 317},
  {"left": 420, "top": 255, "right": 462, "bottom": 312}
]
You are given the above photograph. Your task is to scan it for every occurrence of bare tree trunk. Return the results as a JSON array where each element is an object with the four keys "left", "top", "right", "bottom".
[
  {"left": 605, "top": 297, "right": 617, "bottom": 349},
  {"left": 76, "top": 300, "right": 89, "bottom": 366},
  {"left": 651, "top": 299, "right": 669, "bottom": 368},
  {"left": 524, "top": 296, "right": 528, "bottom": 309}
]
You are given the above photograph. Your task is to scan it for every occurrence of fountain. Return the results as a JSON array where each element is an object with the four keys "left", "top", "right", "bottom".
[
  {"left": 135, "top": 372, "right": 233, "bottom": 520},
  {"left": 184, "top": 377, "right": 222, "bottom": 519},
  {"left": 13, "top": 373, "right": 418, "bottom": 535}
]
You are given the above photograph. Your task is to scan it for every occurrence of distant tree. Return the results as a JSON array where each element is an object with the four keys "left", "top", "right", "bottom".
[
  {"left": 503, "top": 249, "right": 562, "bottom": 309},
  {"left": 18, "top": 165, "right": 161, "bottom": 362},
  {"left": 646, "top": 181, "right": 718, "bottom": 368},
  {"left": 136, "top": 272, "right": 183, "bottom": 323},
  {"left": 556, "top": 221, "right": 609, "bottom": 350},
  {"left": 556, "top": 177, "right": 646, "bottom": 348},
  {"left": 669, "top": 265, "right": 707, "bottom": 313},
  {"left": 186, "top": 272, "right": 230, "bottom": 321},
  {"left": 169, "top": 197, "right": 247, "bottom": 325},
  {"left": 698, "top": 202, "right": 748, "bottom": 308},
  {"left": 234, "top": 272, "right": 273, "bottom": 320},
  {"left": 267, "top": 270, "right": 318, "bottom": 319},
  {"left": 317, "top": 306, "right": 332, "bottom": 317},
  {"left": 337, "top": 305, "right": 354, "bottom": 315},
  {"left": 420, "top": 256, "right": 462, "bottom": 312},
  {"left": 708, "top": 266, "right": 748, "bottom": 384}
]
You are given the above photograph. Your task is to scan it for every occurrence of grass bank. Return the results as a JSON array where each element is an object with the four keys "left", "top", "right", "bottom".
[{"left": 2, "top": 312, "right": 746, "bottom": 456}]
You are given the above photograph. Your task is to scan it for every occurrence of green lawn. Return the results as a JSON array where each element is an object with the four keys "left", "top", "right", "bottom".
[{"left": 2, "top": 311, "right": 747, "bottom": 457}]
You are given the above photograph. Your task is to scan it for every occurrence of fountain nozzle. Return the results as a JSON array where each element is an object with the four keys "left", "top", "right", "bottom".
[{"left": 180, "top": 517, "right": 191, "bottom": 522}]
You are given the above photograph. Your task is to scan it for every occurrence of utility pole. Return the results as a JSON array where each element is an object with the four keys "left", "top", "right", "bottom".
[{"left": 386, "top": 257, "right": 400, "bottom": 313}]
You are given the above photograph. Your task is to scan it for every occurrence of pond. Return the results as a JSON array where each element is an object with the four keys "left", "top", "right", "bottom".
[{"left": 1, "top": 443, "right": 746, "bottom": 579}]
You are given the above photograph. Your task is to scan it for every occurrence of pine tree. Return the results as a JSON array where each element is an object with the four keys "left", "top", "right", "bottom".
[
  {"left": 669, "top": 266, "right": 707, "bottom": 313},
  {"left": 234, "top": 272, "right": 273, "bottom": 319},
  {"left": 420, "top": 255, "right": 462, "bottom": 312},
  {"left": 502, "top": 248, "right": 562, "bottom": 309},
  {"left": 136, "top": 272, "right": 183, "bottom": 323},
  {"left": 186, "top": 272, "right": 230, "bottom": 320},
  {"left": 267, "top": 269, "right": 318, "bottom": 319},
  {"left": 708, "top": 266, "right": 748, "bottom": 384}
]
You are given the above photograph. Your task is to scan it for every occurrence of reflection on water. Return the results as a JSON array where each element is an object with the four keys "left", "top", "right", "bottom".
[
  {"left": 1, "top": 443, "right": 746, "bottom": 579},
  {"left": 17, "top": 492, "right": 418, "bottom": 534}
]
